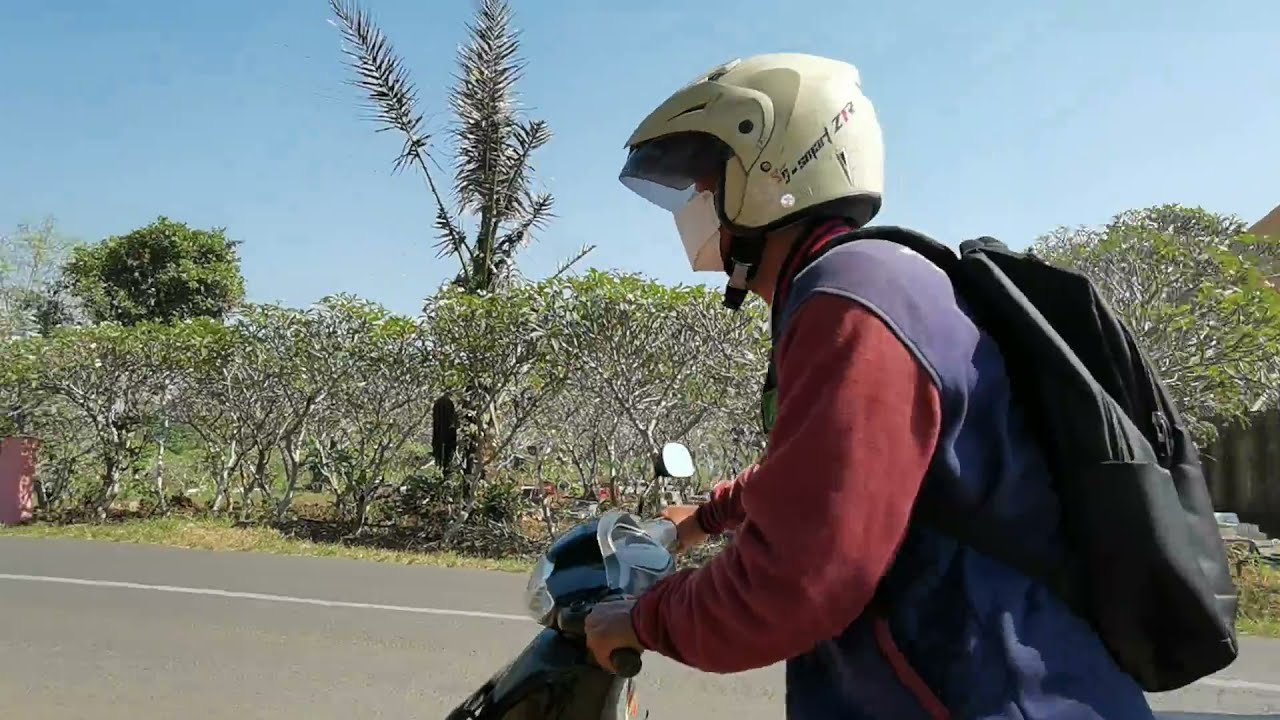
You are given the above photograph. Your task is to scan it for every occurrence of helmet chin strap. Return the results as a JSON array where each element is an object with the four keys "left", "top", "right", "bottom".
[
  {"left": 721, "top": 234, "right": 765, "bottom": 310},
  {"left": 714, "top": 176, "right": 769, "bottom": 310}
]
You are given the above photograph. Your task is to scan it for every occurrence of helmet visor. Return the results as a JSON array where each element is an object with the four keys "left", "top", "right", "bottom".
[{"left": 618, "top": 133, "right": 732, "bottom": 213}]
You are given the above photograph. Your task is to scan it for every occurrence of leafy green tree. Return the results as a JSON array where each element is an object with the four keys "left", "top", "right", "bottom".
[
  {"left": 62, "top": 216, "right": 245, "bottom": 326},
  {"left": 0, "top": 271, "right": 785, "bottom": 532},
  {"left": 0, "top": 372, "right": 96, "bottom": 512},
  {"left": 544, "top": 271, "right": 769, "bottom": 511},
  {"left": 1034, "top": 204, "right": 1280, "bottom": 438},
  {"left": 423, "top": 283, "right": 571, "bottom": 539},
  {"left": 0, "top": 217, "right": 78, "bottom": 338},
  {"left": 26, "top": 399, "right": 98, "bottom": 512},
  {"left": 537, "top": 384, "right": 627, "bottom": 504},
  {"left": 0, "top": 323, "right": 192, "bottom": 516},
  {"left": 232, "top": 304, "right": 338, "bottom": 521},
  {"left": 302, "top": 295, "right": 439, "bottom": 531},
  {"left": 169, "top": 317, "right": 270, "bottom": 515}
]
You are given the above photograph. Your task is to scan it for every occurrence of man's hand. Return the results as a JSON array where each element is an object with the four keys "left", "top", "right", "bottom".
[
  {"left": 661, "top": 504, "right": 709, "bottom": 553},
  {"left": 585, "top": 598, "right": 642, "bottom": 674}
]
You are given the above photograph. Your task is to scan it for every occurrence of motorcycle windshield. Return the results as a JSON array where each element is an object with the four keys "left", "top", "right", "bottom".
[{"left": 597, "top": 511, "right": 675, "bottom": 597}]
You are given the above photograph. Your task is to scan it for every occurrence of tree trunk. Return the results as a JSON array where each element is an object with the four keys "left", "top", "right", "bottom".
[
  {"left": 439, "top": 396, "right": 494, "bottom": 544},
  {"left": 274, "top": 434, "right": 304, "bottom": 523},
  {"left": 153, "top": 385, "right": 171, "bottom": 514},
  {"left": 34, "top": 478, "right": 48, "bottom": 510},
  {"left": 534, "top": 458, "right": 556, "bottom": 537},
  {"left": 39, "top": 455, "right": 80, "bottom": 512},
  {"left": 210, "top": 440, "right": 238, "bottom": 515},
  {"left": 152, "top": 434, "right": 168, "bottom": 515},
  {"left": 92, "top": 422, "right": 135, "bottom": 520},
  {"left": 539, "top": 493, "right": 556, "bottom": 537},
  {"left": 353, "top": 490, "right": 373, "bottom": 536},
  {"left": 252, "top": 446, "right": 271, "bottom": 491},
  {"left": 248, "top": 445, "right": 272, "bottom": 512},
  {"left": 605, "top": 441, "right": 619, "bottom": 504},
  {"left": 439, "top": 466, "right": 480, "bottom": 545},
  {"left": 237, "top": 477, "right": 254, "bottom": 522},
  {"left": 96, "top": 453, "right": 124, "bottom": 521}
]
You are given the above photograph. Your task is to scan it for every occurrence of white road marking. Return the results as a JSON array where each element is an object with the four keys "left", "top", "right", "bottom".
[
  {"left": 1194, "top": 677, "right": 1280, "bottom": 694},
  {"left": 3, "top": 573, "right": 1279, "bottom": 696},
  {"left": 0, "top": 572, "right": 532, "bottom": 623}
]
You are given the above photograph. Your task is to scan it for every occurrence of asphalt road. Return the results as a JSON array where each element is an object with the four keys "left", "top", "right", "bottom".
[{"left": 0, "top": 537, "right": 1277, "bottom": 719}]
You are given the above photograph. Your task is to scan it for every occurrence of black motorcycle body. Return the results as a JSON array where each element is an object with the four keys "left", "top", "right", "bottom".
[
  {"left": 445, "top": 443, "right": 693, "bottom": 720},
  {"left": 445, "top": 512, "right": 677, "bottom": 720}
]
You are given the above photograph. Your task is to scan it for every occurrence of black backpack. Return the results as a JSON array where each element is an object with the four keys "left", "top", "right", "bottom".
[{"left": 832, "top": 226, "right": 1239, "bottom": 692}]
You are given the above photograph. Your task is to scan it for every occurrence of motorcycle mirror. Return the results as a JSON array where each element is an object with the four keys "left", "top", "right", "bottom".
[{"left": 654, "top": 442, "right": 695, "bottom": 479}]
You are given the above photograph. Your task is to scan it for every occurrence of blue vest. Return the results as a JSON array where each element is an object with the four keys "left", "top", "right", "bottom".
[{"left": 767, "top": 236, "right": 1154, "bottom": 720}]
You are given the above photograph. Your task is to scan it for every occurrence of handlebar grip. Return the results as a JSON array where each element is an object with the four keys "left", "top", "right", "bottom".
[
  {"left": 557, "top": 605, "right": 588, "bottom": 635},
  {"left": 610, "top": 648, "right": 643, "bottom": 678}
]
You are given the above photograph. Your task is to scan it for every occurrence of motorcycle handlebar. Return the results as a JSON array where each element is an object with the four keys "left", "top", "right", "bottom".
[
  {"left": 551, "top": 515, "right": 675, "bottom": 678},
  {"left": 558, "top": 606, "right": 645, "bottom": 678}
]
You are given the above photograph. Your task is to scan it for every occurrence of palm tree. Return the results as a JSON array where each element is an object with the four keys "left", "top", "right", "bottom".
[
  {"left": 330, "top": 0, "right": 587, "bottom": 537},
  {"left": 329, "top": 0, "right": 570, "bottom": 293}
]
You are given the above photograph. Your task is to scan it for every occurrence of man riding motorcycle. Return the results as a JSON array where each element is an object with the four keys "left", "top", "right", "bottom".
[{"left": 585, "top": 53, "right": 1155, "bottom": 719}]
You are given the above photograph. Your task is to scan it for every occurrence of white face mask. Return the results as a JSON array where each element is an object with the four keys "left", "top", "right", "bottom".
[{"left": 674, "top": 191, "right": 725, "bottom": 272}]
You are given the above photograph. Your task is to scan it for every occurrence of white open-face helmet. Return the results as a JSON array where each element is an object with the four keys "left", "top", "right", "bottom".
[{"left": 619, "top": 53, "right": 885, "bottom": 308}]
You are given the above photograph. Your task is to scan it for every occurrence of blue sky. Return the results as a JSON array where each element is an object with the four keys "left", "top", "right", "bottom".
[{"left": 2, "top": 0, "right": 1277, "bottom": 315}]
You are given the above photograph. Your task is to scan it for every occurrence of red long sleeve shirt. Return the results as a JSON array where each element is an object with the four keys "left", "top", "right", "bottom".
[
  {"left": 695, "top": 464, "right": 752, "bottom": 536},
  {"left": 630, "top": 293, "right": 943, "bottom": 673}
]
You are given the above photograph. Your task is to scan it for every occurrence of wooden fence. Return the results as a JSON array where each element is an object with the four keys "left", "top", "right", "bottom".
[{"left": 1203, "top": 406, "right": 1280, "bottom": 535}]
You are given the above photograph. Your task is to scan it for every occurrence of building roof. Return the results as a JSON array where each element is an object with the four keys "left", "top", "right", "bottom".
[{"left": 1250, "top": 204, "right": 1280, "bottom": 237}]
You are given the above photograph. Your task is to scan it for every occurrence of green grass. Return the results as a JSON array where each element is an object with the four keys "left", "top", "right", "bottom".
[
  {"left": 2, "top": 517, "right": 532, "bottom": 573},
  {"left": 1238, "top": 617, "right": 1279, "bottom": 637},
  {"left": 1236, "top": 559, "right": 1280, "bottom": 639}
]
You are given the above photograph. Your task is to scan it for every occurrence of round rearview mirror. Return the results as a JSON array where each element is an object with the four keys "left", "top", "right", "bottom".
[{"left": 656, "top": 442, "right": 695, "bottom": 479}]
